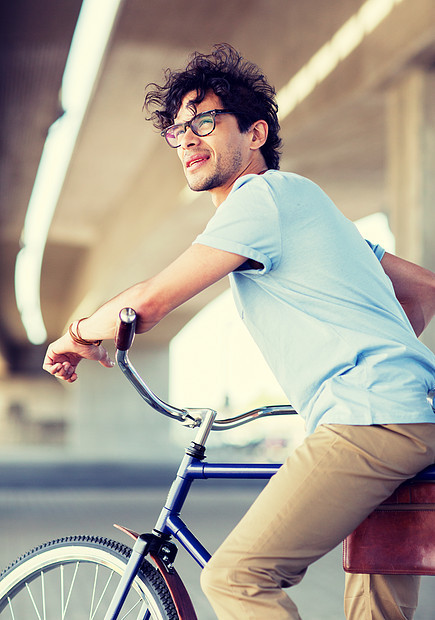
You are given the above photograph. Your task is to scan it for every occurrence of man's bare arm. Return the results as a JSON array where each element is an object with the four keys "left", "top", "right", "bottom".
[
  {"left": 43, "top": 244, "right": 246, "bottom": 382},
  {"left": 380, "top": 252, "right": 435, "bottom": 337}
]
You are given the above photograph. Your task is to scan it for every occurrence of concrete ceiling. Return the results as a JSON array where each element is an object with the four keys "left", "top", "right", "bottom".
[{"left": 1, "top": 0, "right": 435, "bottom": 374}]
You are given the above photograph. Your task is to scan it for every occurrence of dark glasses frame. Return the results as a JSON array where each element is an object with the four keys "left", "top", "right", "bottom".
[{"left": 161, "top": 109, "right": 234, "bottom": 148}]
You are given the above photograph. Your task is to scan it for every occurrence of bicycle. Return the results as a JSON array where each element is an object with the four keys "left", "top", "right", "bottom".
[{"left": 0, "top": 307, "right": 434, "bottom": 619}]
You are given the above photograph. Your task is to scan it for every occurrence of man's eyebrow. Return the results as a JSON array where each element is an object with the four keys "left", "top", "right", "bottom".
[
  {"left": 186, "top": 102, "right": 198, "bottom": 116},
  {"left": 175, "top": 105, "right": 197, "bottom": 124}
]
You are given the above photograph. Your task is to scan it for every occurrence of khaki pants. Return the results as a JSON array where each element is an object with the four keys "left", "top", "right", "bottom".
[{"left": 200, "top": 423, "right": 435, "bottom": 619}]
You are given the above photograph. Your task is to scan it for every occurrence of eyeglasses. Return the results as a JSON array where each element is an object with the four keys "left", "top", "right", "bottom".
[{"left": 161, "top": 109, "right": 233, "bottom": 148}]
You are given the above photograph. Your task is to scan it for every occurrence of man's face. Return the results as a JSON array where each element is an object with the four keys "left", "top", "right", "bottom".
[{"left": 174, "top": 91, "right": 255, "bottom": 205}]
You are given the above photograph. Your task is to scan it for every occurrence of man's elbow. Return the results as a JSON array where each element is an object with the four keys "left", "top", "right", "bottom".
[
  {"left": 407, "top": 274, "right": 435, "bottom": 336},
  {"left": 423, "top": 274, "right": 435, "bottom": 328}
]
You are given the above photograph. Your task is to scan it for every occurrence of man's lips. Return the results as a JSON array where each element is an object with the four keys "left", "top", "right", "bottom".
[{"left": 184, "top": 153, "right": 209, "bottom": 170}]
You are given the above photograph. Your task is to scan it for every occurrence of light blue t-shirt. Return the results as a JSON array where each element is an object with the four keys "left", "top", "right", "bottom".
[{"left": 194, "top": 170, "right": 435, "bottom": 433}]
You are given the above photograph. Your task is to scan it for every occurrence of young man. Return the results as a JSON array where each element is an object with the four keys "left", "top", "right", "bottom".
[{"left": 44, "top": 44, "right": 435, "bottom": 619}]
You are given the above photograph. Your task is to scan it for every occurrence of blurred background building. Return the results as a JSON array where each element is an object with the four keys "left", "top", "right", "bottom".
[{"left": 1, "top": 0, "right": 435, "bottom": 462}]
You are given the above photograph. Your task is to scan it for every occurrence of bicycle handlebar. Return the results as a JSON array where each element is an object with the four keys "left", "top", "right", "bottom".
[
  {"left": 115, "top": 308, "right": 297, "bottom": 431},
  {"left": 115, "top": 307, "right": 137, "bottom": 351}
]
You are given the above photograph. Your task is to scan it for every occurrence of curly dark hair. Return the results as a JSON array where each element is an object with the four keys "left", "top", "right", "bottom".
[{"left": 144, "top": 44, "right": 282, "bottom": 170}]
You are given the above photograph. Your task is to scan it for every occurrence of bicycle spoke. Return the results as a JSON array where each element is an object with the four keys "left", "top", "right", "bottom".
[
  {"left": 61, "top": 561, "right": 79, "bottom": 618},
  {"left": 60, "top": 564, "right": 65, "bottom": 617},
  {"left": 118, "top": 598, "right": 141, "bottom": 619},
  {"left": 41, "top": 571, "right": 46, "bottom": 620},
  {"left": 89, "top": 564, "right": 99, "bottom": 620},
  {"left": 90, "top": 567, "right": 114, "bottom": 619},
  {"left": 7, "top": 597, "right": 16, "bottom": 620},
  {"left": 25, "top": 583, "right": 43, "bottom": 620}
]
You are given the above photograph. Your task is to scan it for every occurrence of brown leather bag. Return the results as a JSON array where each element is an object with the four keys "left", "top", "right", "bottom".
[{"left": 343, "top": 480, "right": 435, "bottom": 575}]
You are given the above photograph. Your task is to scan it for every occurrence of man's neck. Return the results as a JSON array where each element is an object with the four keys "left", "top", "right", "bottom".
[{"left": 210, "top": 162, "right": 269, "bottom": 208}]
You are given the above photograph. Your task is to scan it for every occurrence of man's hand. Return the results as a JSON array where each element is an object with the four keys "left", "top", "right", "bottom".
[{"left": 43, "top": 333, "right": 114, "bottom": 383}]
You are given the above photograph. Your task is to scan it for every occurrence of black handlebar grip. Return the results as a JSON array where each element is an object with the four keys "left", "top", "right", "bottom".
[{"left": 115, "top": 308, "right": 137, "bottom": 351}]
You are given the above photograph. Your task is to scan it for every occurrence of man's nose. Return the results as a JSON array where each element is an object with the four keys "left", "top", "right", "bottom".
[{"left": 180, "top": 125, "right": 200, "bottom": 148}]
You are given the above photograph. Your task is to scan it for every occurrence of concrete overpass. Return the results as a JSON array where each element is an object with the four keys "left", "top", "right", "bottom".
[{"left": 1, "top": 0, "right": 435, "bottom": 458}]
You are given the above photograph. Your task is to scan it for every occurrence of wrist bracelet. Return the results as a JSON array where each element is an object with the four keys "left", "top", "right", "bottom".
[{"left": 69, "top": 318, "right": 102, "bottom": 346}]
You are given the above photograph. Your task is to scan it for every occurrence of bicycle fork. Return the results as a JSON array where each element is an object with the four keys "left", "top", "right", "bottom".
[
  {"left": 104, "top": 534, "right": 153, "bottom": 620},
  {"left": 103, "top": 527, "right": 191, "bottom": 620},
  {"left": 103, "top": 447, "right": 210, "bottom": 620}
]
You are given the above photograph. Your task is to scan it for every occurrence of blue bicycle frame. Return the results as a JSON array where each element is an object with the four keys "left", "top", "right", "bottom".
[
  {"left": 155, "top": 456, "right": 281, "bottom": 568},
  {"left": 104, "top": 308, "right": 435, "bottom": 620}
]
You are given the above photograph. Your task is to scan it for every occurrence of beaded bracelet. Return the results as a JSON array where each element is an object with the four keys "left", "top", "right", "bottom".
[{"left": 68, "top": 318, "right": 102, "bottom": 346}]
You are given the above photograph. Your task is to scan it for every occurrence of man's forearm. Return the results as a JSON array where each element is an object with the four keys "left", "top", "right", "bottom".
[
  {"left": 43, "top": 244, "right": 246, "bottom": 382},
  {"left": 75, "top": 280, "right": 165, "bottom": 343},
  {"left": 380, "top": 252, "right": 435, "bottom": 336}
]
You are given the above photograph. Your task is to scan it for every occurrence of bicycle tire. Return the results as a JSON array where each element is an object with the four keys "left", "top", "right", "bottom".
[{"left": 0, "top": 534, "right": 179, "bottom": 619}]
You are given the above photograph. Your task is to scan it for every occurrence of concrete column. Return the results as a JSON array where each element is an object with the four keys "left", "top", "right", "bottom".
[
  {"left": 70, "top": 341, "right": 180, "bottom": 463},
  {"left": 386, "top": 68, "right": 435, "bottom": 350}
]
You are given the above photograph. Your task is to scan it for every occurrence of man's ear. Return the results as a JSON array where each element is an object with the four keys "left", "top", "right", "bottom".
[{"left": 250, "top": 120, "right": 268, "bottom": 151}]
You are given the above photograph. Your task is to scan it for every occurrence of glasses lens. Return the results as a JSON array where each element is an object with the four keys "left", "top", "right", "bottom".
[
  {"left": 163, "top": 111, "right": 220, "bottom": 147},
  {"left": 191, "top": 112, "right": 215, "bottom": 137},
  {"left": 165, "top": 124, "right": 185, "bottom": 147}
]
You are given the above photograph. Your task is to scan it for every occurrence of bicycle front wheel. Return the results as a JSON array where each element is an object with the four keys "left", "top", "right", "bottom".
[{"left": 0, "top": 534, "right": 179, "bottom": 619}]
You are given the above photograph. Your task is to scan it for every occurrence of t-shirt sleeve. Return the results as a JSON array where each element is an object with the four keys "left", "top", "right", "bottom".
[
  {"left": 365, "top": 239, "right": 386, "bottom": 262},
  {"left": 193, "top": 175, "right": 281, "bottom": 274}
]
